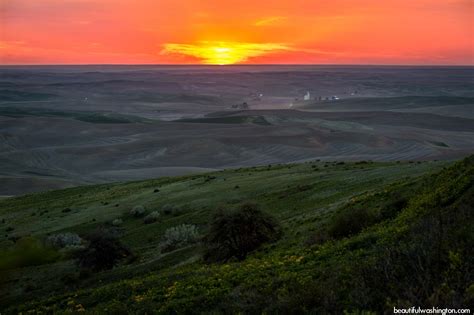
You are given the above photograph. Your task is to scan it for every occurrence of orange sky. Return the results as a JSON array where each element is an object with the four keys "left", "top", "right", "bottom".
[{"left": 0, "top": 0, "right": 472, "bottom": 65}]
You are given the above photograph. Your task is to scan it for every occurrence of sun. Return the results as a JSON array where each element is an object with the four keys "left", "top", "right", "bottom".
[
  {"left": 162, "top": 41, "right": 290, "bottom": 65},
  {"left": 210, "top": 46, "right": 236, "bottom": 65}
]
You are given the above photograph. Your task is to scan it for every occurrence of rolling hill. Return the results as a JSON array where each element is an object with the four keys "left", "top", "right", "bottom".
[{"left": 1, "top": 156, "right": 472, "bottom": 313}]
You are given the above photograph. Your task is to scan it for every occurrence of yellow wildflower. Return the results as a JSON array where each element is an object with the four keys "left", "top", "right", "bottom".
[{"left": 133, "top": 295, "right": 145, "bottom": 303}]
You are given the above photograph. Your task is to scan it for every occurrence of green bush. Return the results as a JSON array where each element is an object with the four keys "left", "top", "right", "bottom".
[
  {"left": 203, "top": 202, "right": 281, "bottom": 262},
  {"left": 0, "top": 237, "right": 59, "bottom": 270},
  {"left": 112, "top": 218, "right": 123, "bottom": 226},
  {"left": 327, "top": 192, "right": 409, "bottom": 240},
  {"left": 305, "top": 230, "right": 331, "bottom": 246},
  {"left": 75, "top": 229, "right": 131, "bottom": 271},
  {"left": 162, "top": 204, "right": 174, "bottom": 215},
  {"left": 379, "top": 195, "right": 408, "bottom": 219},
  {"left": 327, "top": 207, "right": 377, "bottom": 239},
  {"left": 130, "top": 205, "right": 146, "bottom": 218},
  {"left": 143, "top": 211, "right": 160, "bottom": 224},
  {"left": 46, "top": 232, "right": 82, "bottom": 249},
  {"left": 162, "top": 204, "right": 182, "bottom": 216},
  {"left": 160, "top": 224, "right": 200, "bottom": 253}
]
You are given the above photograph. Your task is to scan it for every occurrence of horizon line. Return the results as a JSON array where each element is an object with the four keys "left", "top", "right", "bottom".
[{"left": 1, "top": 63, "right": 473, "bottom": 67}]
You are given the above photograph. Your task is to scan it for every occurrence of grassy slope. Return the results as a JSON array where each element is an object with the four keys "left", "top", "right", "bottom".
[{"left": 1, "top": 158, "right": 472, "bottom": 313}]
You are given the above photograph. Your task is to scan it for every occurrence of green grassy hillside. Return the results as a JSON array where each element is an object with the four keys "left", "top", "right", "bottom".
[{"left": 1, "top": 157, "right": 472, "bottom": 313}]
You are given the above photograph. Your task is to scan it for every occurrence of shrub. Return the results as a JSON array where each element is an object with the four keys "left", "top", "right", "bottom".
[
  {"left": 203, "top": 202, "right": 281, "bottom": 262},
  {"left": 0, "top": 237, "right": 59, "bottom": 270},
  {"left": 161, "top": 204, "right": 184, "bottom": 216},
  {"left": 327, "top": 207, "right": 376, "bottom": 239},
  {"left": 379, "top": 196, "right": 408, "bottom": 219},
  {"left": 305, "top": 230, "right": 331, "bottom": 246},
  {"left": 162, "top": 204, "right": 182, "bottom": 216},
  {"left": 112, "top": 218, "right": 123, "bottom": 226},
  {"left": 143, "top": 211, "right": 160, "bottom": 224},
  {"left": 75, "top": 229, "right": 131, "bottom": 271},
  {"left": 326, "top": 192, "right": 409, "bottom": 240},
  {"left": 46, "top": 232, "right": 82, "bottom": 249},
  {"left": 130, "top": 205, "right": 146, "bottom": 217},
  {"left": 160, "top": 224, "right": 200, "bottom": 253},
  {"left": 61, "top": 272, "right": 80, "bottom": 286}
]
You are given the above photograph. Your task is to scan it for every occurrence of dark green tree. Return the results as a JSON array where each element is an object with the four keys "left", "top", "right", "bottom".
[
  {"left": 204, "top": 202, "right": 281, "bottom": 262},
  {"left": 75, "top": 229, "right": 131, "bottom": 271}
]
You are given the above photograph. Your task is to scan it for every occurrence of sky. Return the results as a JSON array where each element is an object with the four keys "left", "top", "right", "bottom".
[{"left": 0, "top": 0, "right": 472, "bottom": 65}]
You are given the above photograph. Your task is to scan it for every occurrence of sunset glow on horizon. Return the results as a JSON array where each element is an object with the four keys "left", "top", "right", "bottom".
[
  {"left": 0, "top": 0, "right": 472, "bottom": 65},
  {"left": 162, "top": 42, "right": 292, "bottom": 65}
]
